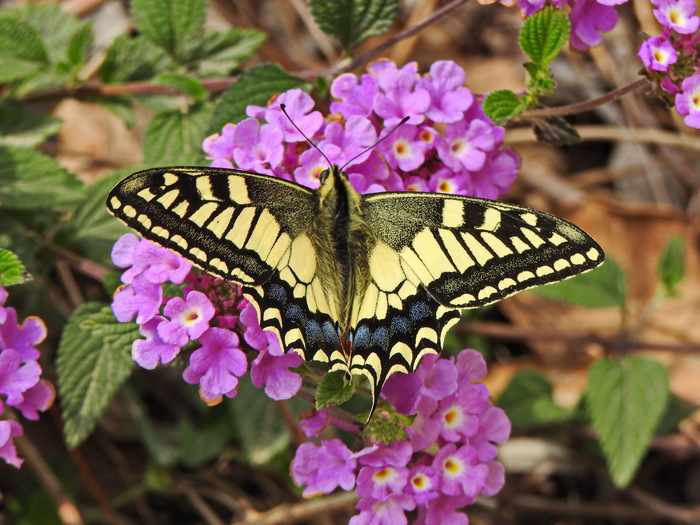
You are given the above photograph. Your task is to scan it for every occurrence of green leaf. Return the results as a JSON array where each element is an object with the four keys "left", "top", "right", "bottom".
[
  {"left": 316, "top": 371, "right": 354, "bottom": 410},
  {"left": 65, "top": 21, "right": 93, "bottom": 72},
  {"left": 0, "top": 18, "right": 48, "bottom": 82},
  {"left": 530, "top": 258, "right": 627, "bottom": 308},
  {"left": 228, "top": 376, "right": 292, "bottom": 465},
  {"left": 0, "top": 98, "right": 62, "bottom": 148},
  {"left": 0, "top": 248, "right": 31, "bottom": 286},
  {"left": 309, "top": 0, "right": 398, "bottom": 49},
  {"left": 519, "top": 6, "right": 570, "bottom": 66},
  {"left": 2, "top": 3, "right": 86, "bottom": 66},
  {"left": 182, "top": 28, "right": 266, "bottom": 77},
  {"left": 57, "top": 303, "right": 138, "bottom": 448},
  {"left": 497, "top": 369, "right": 572, "bottom": 428},
  {"left": 56, "top": 170, "right": 130, "bottom": 265},
  {"left": 208, "top": 63, "right": 311, "bottom": 133},
  {"left": 586, "top": 356, "right": 669, "bottom": 487},
  {"left": 99, "top": 35, "right": 175, "bottom": 84},
  {"left": 152, "top": 74, "right": 207, "bottom": 101},
  {"left": 0, "top": 212, "right": 41, "bottom": 267},
  {"left": 144, "top": 103, "right": 213, "bottom": 165},
  {"left": 131, "top": 0, "right": 206, "bottom": 60},
  {"left": 482, "top": 90, "right": 522, "bottom": 123},
  {"left": 657, "top": 236, "right": 685, "bottom": 296},
  {"left": 0, "top": 147, "right": 84, "bottom": 210},
  {"left": 179, "top": 417, "right": 234, "bottom": 468}
]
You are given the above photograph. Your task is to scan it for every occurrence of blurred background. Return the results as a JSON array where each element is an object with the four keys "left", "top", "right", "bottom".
[{"left": 1, "top": 0, "right": 699, "bottom": 524}]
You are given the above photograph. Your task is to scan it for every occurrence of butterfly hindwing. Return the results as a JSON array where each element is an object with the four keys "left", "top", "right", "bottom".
[{"left": 362, "top": 192, "right": 604, "bottom": 308}]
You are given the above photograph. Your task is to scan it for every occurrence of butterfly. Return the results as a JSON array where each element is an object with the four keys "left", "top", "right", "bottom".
[{"left": 107, "top": 163, "right": 604, "bottom": 415}]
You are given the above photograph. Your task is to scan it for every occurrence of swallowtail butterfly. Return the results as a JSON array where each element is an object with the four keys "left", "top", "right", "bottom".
[{"left": 107, "top": 164, "right": 604, "bottom": 414}]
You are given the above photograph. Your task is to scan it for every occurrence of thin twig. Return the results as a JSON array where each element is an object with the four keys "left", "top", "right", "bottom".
[
  {"left": 521, "top": 78, "right": 649, "bottom": 118},
  {"left": 42, "top": 244, "right": 110, "bottom": 282},
  {"left": 14, "top": 435, "right": 85, "bottom": 525},
  {"left": 506, "top": 124, "right": 700, "bottom": 152},
  {"left": 237, "top": 491, "right": 359, "bottom": 525},
  {"left": 330, "top": 0, "right": 472, "bottom": 77}
]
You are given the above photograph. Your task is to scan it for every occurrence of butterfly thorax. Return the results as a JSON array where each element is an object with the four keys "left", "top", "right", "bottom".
[{"left": 315, "top": 167, "right": 373, "bottom": 339}]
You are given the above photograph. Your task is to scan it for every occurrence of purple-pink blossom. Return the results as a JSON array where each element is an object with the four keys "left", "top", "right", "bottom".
[
  {"left": 158, "top": 291, "right": 216, "bottom": 347},
  {"left": 675, "top": 74, "right": 700, "bottom": 128},
  {"left": 0, "top": 286, "right": 51, "bottom": 468},
  {"left": 653, "top": 0, "right": 700, "bottom": 34},
  {"left": 182, "top": 327, "right": 247, "bottom": 399},
  {"left": 291, "top": 439, "right": 357, "bottom": 496},
  {"left": 638, "top": 36, "right": 678, "bottom": 71}
]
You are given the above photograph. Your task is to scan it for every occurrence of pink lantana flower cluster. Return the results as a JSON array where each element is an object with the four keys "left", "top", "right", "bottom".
[
  {"left": 509, "top": 0, "right": 700, "bottom": 129},
  {"left": 204, "top": 59, "right": 519, "bottom": 199},
  {"left": 637, "top": 0, "right": 700, "bottom": 128},
  {"left": 110, "top": 234, "right": 302, "bottom": 402},
  {"left": 111, "top": 58, "right": 515, "bottom": 519},
  {"left": 0, "top": 286, "right": 53, "bottom": 468},
  {"left": 292, "top": 350, "right": 510, "bottom": 525}
]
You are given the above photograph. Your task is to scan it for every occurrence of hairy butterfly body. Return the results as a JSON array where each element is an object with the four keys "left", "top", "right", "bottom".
[{"left": 107, "top": 165, "right": 604, "bottom": 415}]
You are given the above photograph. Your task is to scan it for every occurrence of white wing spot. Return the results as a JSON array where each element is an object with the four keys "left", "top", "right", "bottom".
[
  {"left": 570, "top": 253, "right": 586, "bottom": 265},
  {"left": 171, "top": 235, "right": 188, "bottom": 249},
  {"left": 553, "top": 258, "right": 571, "bottom": 271},
  {"left": 477, "top": 286, "right": 498, "bottom": 301},
  {"left": 138, "top": 215, "right": 152, "bottom": 229},
  {"left": 163, "top": 172, "right": 179, "bottom": 186},
  {"left": 498, "top": 277, "right": 517, "bottom": 290},
  {"left": 389, "top": 342, "right": 412, "bottom": 362},
  {"left": 152, "top": 225, "right": 169, "bottom": 239},
  {"left": 517, "top": 270, "right": 535, "bottom": 282},
  {"left": 536, "top": 265, "right": 554, "bottom": 277},
  {"left": 521, "top": 212, "right": 538, "bottom": 226},
  {"left": 190, "top": 246, "right": 207, "bottom": 261},
  {"left": 587, "top": 247, "right": 601, "bottom": 261},
  {"left": 109, "top": 196, "right": 122, "bottom": 210}
]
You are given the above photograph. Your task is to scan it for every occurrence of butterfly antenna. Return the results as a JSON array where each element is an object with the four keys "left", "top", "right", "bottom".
[
  {"left": 340, "top": 116, "right": 410, "bottom": 172},
  {"left": 280, "top": 103, "right": 332, "bottom": 168}
]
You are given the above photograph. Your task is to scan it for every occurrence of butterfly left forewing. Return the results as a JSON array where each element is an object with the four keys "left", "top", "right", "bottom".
[{"left": 107, "top": 166, "right": 343, "bottom": 366}]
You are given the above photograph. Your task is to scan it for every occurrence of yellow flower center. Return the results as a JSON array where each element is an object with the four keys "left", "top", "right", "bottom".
[
  {"left": 445, "top": 459, "right": 459, "bottom": 472},
  {"left": 374, "top": 468, "right": 390, "bottom": 479}
]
